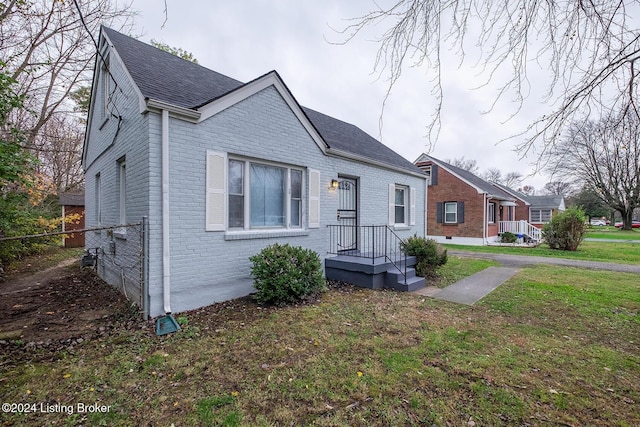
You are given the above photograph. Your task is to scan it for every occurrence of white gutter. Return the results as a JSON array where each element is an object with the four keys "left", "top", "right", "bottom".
[
  {"left": 483, "top": 194, "right": 488, "bottom": 244},
  {"left": 161, "top": 109, "right": 172, "bottom": 314}
]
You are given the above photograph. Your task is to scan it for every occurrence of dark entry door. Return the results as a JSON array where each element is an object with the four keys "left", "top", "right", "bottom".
[{"left": 337, "top": 178, "right": 357, "bottom": 252}]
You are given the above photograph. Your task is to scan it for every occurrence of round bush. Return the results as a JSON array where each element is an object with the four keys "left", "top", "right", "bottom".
[
  {"left": 542, "top": 207, "right": 587, "bottom": 251},
  {"left": 400, "top": 235, "right": 447, "bottom": 276},
  {"left": 249, "top": 243, "right": 325, "bottom": 305},
  {"left": 500, "top": 231, "right": 517, "bottom": 243}
]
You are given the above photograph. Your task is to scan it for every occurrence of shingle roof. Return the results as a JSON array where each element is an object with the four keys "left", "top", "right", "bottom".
[
  {"left": 526, "top": 195, "right": 565, "bottom": 209},
  {"left": 102, "top": 27, "right": 424, "bottom": 175},
  {"left": 59, "top": 192, "right": 85, "bottom": 206},
  {"left": 422, "top": 155, "right": 514, "bottom": 200}
]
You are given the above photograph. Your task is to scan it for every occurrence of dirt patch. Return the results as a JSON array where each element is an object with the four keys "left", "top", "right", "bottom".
[{"left": 0, "top": 261, "right": 141, "bottom": 364}]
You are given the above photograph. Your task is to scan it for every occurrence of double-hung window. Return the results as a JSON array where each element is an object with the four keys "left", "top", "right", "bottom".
[
  {"left": 394, "top": 186, "right": 407, "bottom": 225},
  {"left": 488, "top": 202, "right": 495, "bottom": 224},
  {"left": 444, "top": 202, "right": 458, "bottom": 223},
  {"left": 227, "top": 158, "right": 303, "bottom": 230}
]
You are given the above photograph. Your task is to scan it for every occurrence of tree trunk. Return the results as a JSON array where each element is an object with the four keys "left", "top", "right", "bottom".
[{"left": 621, "top": 209, "right": 634, "bottom": 230}]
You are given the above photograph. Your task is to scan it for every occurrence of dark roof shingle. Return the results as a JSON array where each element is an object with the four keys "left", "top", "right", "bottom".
[{"left": 102, "top": 27, "right": 423, "bottom": 175}]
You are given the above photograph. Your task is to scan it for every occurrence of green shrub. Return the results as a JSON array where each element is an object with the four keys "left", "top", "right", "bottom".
[
  {"left": 249, "top": 243, "right": 325, "bottom": 305},
  {"left": 500, "top": 231, "right": 517, "bottom": 243},
  {"left": 542, "top": 207, "right": 587, "bottom": 251},
  {"left": 400, "top": 235, "right": 447, "bottom": 276}
]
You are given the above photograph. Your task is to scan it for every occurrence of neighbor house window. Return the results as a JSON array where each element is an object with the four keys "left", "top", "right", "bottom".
[
  {"left": 423, "top": 166, "right": 432, "bottom": 185},
  {"left": 394, "top": 186, "right": 408, "bottom": 225},
  {"left": 444, "top": 202, "right": 457, "bottom": 223},
  {"left": 531, "top": 209, "right": 552, "bottom": 223},
  {"left": 227, "top": 158, "right": 303, "bottom": 230},
  {"left": 488, "top": 202, "right": 496, "bottom": 224}
]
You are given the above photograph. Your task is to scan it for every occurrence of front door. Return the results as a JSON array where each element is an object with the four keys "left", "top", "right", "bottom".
[{"left": 337, "top": 177, "right": 357, "bottom": 252}]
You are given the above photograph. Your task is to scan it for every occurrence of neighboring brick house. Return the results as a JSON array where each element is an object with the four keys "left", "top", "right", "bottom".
[
  {"left": 415, "top": 154, "right": 523, "bottom": 245},
  {"left": 82, "top": 27, "right": 426, "bottom": 318}
]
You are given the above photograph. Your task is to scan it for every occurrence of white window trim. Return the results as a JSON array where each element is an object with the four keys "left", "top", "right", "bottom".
[
  {"left": 530, "top": 208, "right": 552, "bottom": 224},
  {"left": 394, "top": 185, "right": 408, "bottom": 226},
  {"left": 488, "top": 202, "right": 495, "bottom": 224},
  {"left": 444, "top": 202, "right": 458, "bottom": 224},
  {"left": 227, "top": 156, "right": 305, "bottom": 232}
]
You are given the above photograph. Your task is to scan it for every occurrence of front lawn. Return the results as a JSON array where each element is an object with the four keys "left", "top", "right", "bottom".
[
  {"left": 1, "top": 265, "right": 638, "bottom": 426},
  {"left": 444, "top": 240, "right": 640, "bottom": 264},
  {"left": 586, "top": 228, "right": 640, "bottom": 240}
]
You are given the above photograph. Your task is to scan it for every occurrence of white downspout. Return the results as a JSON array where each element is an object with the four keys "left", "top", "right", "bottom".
[
  {"left": 483, "top": 193, "right": 487, "bottom": 245},
  {"left": 161, "top": 109, "right": 171, "bottom": 314}
]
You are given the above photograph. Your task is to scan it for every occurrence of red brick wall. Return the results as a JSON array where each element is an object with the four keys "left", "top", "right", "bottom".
[{"left": 419, "top": 162, "right": 486, "bottom": 239}]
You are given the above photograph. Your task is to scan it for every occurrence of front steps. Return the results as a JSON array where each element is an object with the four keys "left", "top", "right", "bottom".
[{"left": 325, "top": 255, "right": 426, "bottom": 292}]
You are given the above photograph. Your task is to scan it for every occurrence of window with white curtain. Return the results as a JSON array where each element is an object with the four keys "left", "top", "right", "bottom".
[{"left": 227, "top": 158, "right": 303, "bottom": 230}]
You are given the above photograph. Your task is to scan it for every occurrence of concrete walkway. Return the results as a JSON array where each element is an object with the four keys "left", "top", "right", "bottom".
[{"left": 413, "top": 250, "right": 640, "bottom": 305}]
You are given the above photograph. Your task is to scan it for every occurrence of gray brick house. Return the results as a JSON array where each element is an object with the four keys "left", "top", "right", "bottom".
[{"left": 83, "top": 27, "right": 427, "bottom": 318}]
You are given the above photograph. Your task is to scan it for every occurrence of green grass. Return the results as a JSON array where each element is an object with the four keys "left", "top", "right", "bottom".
[
  {"left": 1, "top": 265, "right": 638, "bottom": 426},
  {"left": 432, "top": 255, "right": 499, "bottom": 287},
  {"left": 444, "top": 240, "right": 640, "bottom": 264},
  {"left": 586, "top": 227, "right": 640, "bottom": 240}
]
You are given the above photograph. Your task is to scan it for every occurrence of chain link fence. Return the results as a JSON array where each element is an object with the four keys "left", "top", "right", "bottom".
[{"left": 0, "top": 220, "right": 148, "bottom": 318}]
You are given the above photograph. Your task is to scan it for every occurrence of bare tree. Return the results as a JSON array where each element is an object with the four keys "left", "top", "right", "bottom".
[
  {"left": 0, "top": 0, "right": 134, "bottom": 191},
  {"left": 518, "top": 185, "right": 536, "bottom": 196},
  {"left": 546, "top": 110, "right": 640, "bottom": 230},
  {"left": 502, "top": 172, "right": 523, "bottom": 188},
  {"left": 339, "top": 1, "right": 640, "bottom": 157},
  {"left": 446, "top": 156, "right": 479, "bottom": 174},
  {"left": 542, "top": 181, "right": 575, "bottom": 196},
  {"left": 482, "top": 168, "right": 502, "bottom": 183}
]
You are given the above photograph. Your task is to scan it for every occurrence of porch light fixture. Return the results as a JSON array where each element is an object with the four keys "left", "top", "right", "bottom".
[{"left": 330, "top": 179, "right": 339, "bottom": 189}]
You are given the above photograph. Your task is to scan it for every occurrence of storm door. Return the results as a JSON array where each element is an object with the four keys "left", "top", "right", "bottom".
[{"left": 337, "top": 177, "right": 358, "bottom": 253}]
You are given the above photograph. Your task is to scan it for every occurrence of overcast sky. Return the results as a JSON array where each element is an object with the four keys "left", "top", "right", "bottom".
[{"left": 129, "top": 0, "right": 552, "bottom": 190}]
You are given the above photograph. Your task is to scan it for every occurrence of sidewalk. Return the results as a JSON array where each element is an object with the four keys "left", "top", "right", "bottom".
[{"left": 413, "top": 250, "right": 640, "bottom": 305}]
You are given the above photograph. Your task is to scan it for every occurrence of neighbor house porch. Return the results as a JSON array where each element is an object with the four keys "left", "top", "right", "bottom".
[{"left": 498, "top": 220, "right": 542, "bottom": 243}]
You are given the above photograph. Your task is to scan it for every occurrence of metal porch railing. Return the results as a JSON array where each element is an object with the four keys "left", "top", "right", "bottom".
[{"left": 327, "top": 224, "right": 407, "bottom": 282}]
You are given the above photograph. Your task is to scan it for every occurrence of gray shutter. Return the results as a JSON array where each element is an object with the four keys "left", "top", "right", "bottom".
[
  {"left": 430, "top": 164, "right": 438, "bottom": 186},
  {"left": 458, "top": 201, "right": 465, "bottom": 224},
  {"left": 436, "top": 202, "right": 443, "bottom": 223},
  {"left": 206, "top": 151, "right": 227, "bottom": 231}
]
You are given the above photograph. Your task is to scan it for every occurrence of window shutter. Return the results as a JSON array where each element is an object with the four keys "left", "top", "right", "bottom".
[
  {"left": 409, "top": 186, "right": 416, "bottom": 226},
  {"left": 206, "top": 151, "right": 227, "bottom": 231},
  {"left": 308, "top": 169, "right": 320, "bottom": 228},
  {"left": 430, "top": 165, "right": 438, "bottom": 186},
  {"left": 457, "top": 201, "right": 465, "bottom": 224},
  {"left": 436, "top": 202, "right": 443, "bottom": 223},
  {"left": 388, "top": 184, "right": 395, "bottom": 225}
]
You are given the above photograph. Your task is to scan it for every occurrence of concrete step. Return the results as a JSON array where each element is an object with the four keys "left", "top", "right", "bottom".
[
  {"left": 390, "top": 275, "right": 426, "bottom": 292},
  {"left": 385, "top": 267, "right": 426, "bottom": 291}
]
